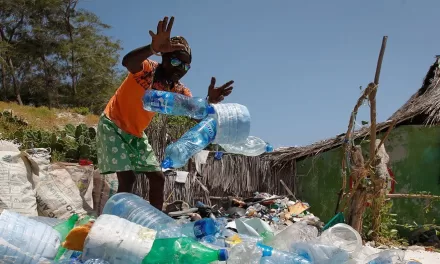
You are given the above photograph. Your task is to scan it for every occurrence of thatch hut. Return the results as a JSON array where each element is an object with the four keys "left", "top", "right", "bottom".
[{"left": 136, "top": 57, "right": 440, "bottom": 225}]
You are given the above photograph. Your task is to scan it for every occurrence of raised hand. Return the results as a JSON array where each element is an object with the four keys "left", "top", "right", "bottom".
[
  {"left": 149, "top": 16, "right": 185, "bottom": 53},
  {"left": 208, "top": 77, "right": 234, "bottom": 104}
]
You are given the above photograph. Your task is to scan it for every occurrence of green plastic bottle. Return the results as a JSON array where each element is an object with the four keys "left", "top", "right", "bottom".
[
  {"left": 142, "top": 237, "right": 228, "bottom": 264},
  {"left": 53, "top": 214, "right": 79, "bottom": 261}
]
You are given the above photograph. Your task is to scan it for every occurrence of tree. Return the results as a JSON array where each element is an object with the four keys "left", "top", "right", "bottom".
[{"left": 0, "top": 0, "right": 122, "bottom": 112}]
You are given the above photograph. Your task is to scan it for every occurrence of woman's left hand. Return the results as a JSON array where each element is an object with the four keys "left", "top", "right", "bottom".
[{"left": 207, "top": 77, "right": 234, "bottom": 104}]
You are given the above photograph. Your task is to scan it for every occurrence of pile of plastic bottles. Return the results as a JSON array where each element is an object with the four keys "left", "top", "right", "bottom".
[
  {"left": 0, "top": 192, "right": 420, "bottom": 263},
  {"left": 142, "top": 90, "right": 274, "bottom": 169}
]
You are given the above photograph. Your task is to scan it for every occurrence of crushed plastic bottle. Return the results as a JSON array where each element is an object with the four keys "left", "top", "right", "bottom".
[
  {"left": 258, "top": 243, "right": 311, "bottom": 264},
  {"left": 142, "top": 237, "right": 228, "bottom": 264},
  {"left": 83, "top": 259, "right": 111, "bottom": 264},
  {"left": 142, "top": 89, "right": 214, "bottom": 119},
  {"left": 364, "top": 249, "right": 406, "bottom": 264},
  {"left": 265, "top": 222, "right": 318, "bottom": 251},
  {"left": 162, "top": 117, "right": 217, "bottom": 169},
  {"left": 318, "top": 223, "right": 362, "bottom": 255},
  {"left": 0, "top": 210, "right": 61, "bottom": 259},
  {"left": 102, "top": 192, "right": 175, "bottom": 230},
  {"left": 290, "top": 242, "right": 350, "bottom": 264},
  {"left": 0, "top": 239, "right": 53, "bottom": 264},
  {"left": 220, "top": 136, "right": 273, "bottom": 156}
]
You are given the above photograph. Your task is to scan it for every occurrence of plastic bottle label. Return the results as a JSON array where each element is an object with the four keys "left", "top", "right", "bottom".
[
  {"left": 149, "top": 91, "right": 174, "bottom": 113},
  {"left": 200, "top": 118, "right": 217, "bottom": 142}
]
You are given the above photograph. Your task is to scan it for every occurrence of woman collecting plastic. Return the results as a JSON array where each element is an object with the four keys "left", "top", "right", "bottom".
[{"left": 96, "top": 16, "right": 234, "bottom": 210}]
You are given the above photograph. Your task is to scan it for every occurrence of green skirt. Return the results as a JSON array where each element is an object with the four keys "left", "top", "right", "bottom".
[{"left": 96, "top": 115, "right": 161, "bottom": 174}]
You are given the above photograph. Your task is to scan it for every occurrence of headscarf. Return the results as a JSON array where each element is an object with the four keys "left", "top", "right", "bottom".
[{"left": 170, "top": 36, "right": 192, "bottom": 59}]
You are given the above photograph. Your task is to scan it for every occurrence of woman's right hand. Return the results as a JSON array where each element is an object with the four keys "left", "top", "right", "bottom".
[{"left": 149, "top": 16, "right": 185, "bottom": 54}]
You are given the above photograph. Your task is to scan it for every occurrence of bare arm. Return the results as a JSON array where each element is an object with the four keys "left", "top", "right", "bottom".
[{"left": 121, "top": 45, "right": 154, "bottom": 74}]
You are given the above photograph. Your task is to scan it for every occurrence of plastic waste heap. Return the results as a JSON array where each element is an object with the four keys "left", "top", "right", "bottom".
[
  {"left": 220, "top": 136, "right": 274, "bottom": 156},
  {"left": 103, "top": 192, "right": 226, "bottom": 240},
  {"left": 142, "top": 89, "right": 214, "bottom": 119},
  {"left": 227, "top": 240, "right": 310, "bottom": 264},
  {"left": 161, "top": 117, "right": 217, "bottom": 169}
]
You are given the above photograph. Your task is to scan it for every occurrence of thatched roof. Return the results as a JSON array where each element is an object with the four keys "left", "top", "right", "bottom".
[{"left": 271, "top": 57, "right": 440, "bottom": 164}]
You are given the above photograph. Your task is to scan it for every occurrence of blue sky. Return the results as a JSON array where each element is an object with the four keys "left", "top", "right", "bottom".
[{"left": 79, "top": 0, "right": 439, "bottom": 148}]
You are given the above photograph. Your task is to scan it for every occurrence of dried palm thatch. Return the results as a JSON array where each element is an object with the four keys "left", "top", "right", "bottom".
[{"left": 271, "top": 57, "right": 440, "bottom": 165}]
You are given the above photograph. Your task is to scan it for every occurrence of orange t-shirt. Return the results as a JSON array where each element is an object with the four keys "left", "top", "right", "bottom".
[{"left": 104, "top": 59, "right": 192, "bottom": 137}]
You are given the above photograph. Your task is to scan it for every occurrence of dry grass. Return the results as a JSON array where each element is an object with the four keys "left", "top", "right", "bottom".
[{"left": 0, "top": 101, "right": 99, "bottom": 130}]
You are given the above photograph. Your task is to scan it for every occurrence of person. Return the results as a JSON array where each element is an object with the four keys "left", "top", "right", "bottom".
[{"left": 96, "top": 16, "right": 234, "bottom": 210}]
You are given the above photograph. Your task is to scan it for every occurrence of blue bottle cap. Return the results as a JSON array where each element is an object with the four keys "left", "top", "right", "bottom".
[
  {"left": 193, "top": 218, "right": 218, "bottom": 239},
  {"left": 257, "top": 242, "right": 273, "bottom": 257},
  {"left": 265, "top": 144, "right": 274, "bottom": 152},
  {"left": 218, "top": 248, "right": 229, "bottom": 261},
  {"left": 161, "top": 158, "right": 173, "bottom": 169},
  {"left": 207, "top": 105, "right": 215, "bottom": 115}
]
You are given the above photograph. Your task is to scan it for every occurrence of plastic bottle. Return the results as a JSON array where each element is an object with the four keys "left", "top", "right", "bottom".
[
  {"left": 364, "top": 249, "right": 406, "bottom": 264},
  {"left": 28, "top": 216, "right": 64, "bottom": 227},
  {"left": 142, "top": 237, "right": 228, "bottom": 264},
  {"left": 211, "top": 103, "right": 251, "bottom": 145},
  {"left": 0, "top": 239, "right": 52, "bottom": 264},
  {"left": 265, "top": 222, "right": 318, "bottom": 251},
  {"left": 104, "top": 193, "right": 226, "bottom": 240},
  {"left": 83, "top": 259, "right": 111, "bottom": 264},
  {"left": 257, "top": 243, "right": 311, "bottom": 264},
  {"left": 220, "top": 136, "right": 274, "bottom": 156},
  {"left": 142, "top": 89, "right": 215, "bottom": 119},
  {"left": 318, "top": 223, "right": 362, "bottom": 255},
  {"left": 290, "top": 242, "right": 350, "bottom": 264},
  {"left": 82, "top": 214, "right": 157, "bottom": 264},
  {"left": 54, "top": 214, "right": 79, "bottom": 260},
  {"left": 0, "top": 210, "right": 61, "bottom": 259},
  {"left": 162, "top": 117, "right": 217, "bottom": 169},
  {"left": 102, "top": 192, "right": 175, "bottom": 230}
]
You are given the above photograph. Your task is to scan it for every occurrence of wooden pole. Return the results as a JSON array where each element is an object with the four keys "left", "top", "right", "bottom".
[
  {"left": 387, "top": 194, "right": 440, "bottom": 199},
  {"left": 370, "top": 36, "right": 388, "bottom": 241}
]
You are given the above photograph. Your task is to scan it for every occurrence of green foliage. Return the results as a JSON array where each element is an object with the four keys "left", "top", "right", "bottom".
[
  {"left": 72, "top": 107, "right": 90, "bottom": 116},
  {"left": 363, "top": 201, "right": 400, "bottom": 242},
  {"left": 0, "top": 0, "right": 122, "bottom": 113},
  {"left": 4, "top": 121, "right": 97, "bottom": 164}
]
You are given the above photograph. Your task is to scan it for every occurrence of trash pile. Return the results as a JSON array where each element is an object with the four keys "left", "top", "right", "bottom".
[
  {"left": 215, "top": 192, "right": 324, "bottom": 233},
  {"left": 0, "top": 191, "right": 424, "bottom": 264}
]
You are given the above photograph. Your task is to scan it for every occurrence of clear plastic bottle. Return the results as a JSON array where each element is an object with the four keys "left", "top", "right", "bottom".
[
  {"left": 142, "top": 89, "right": 215, "bottom": 119},
  {"left": 0, "top": 240, "right": 52, "bottom": 264},
  {"left": 257, "top": 243, "right": 311, "bottom": 264},
  {"left": 290, "top": 242, "right": 350, "bottom": 264},
  {"left": 211, "top": 103, "right": 251, "bottom": 145},
  {"left": 142, "top": 237, "right": 228, "bottom": 264},
  {"left": 227, "top": 241, "right": 310, "bottom": 264},
  {"left": 104, "top": 193, "right": 226, "bottom": 240},
  {"left": 83, "top": 259, "right": 111, "bottom": 264},
  {"left": 102, "top": 192, "right": 175, "bottom": 230},
  {"left": 265, "top": 222, "right": 318, "bottom": 251},
  {"left": 318, "top": 223, "right": 362, "bottom": 255},
  {"left": 82, "top": 214, "right": 157, "bottom": 264},
  {"left": 364, "top": 249, "right": 406, "bottom": 264},
  {"left": 161, "top": 117, "right": 217, "bottom": 169},
  {"left": 220, "top": 136, "right": 273, "bottom": 156},
  {"left": 0, "top": 210, "right": 61, "bottom": 259}
]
